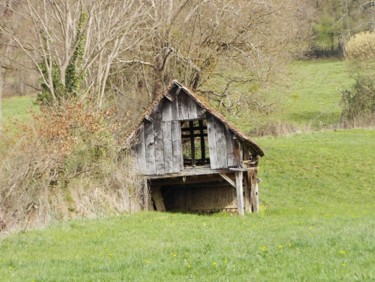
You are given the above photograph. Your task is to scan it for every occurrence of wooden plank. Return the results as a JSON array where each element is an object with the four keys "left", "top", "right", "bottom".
[
  {"left": 197, "top": 106, "right": 206, "bottom": 119},
  {"left": 162, "top": 99, "right": 173, "bottom": 121},
  {"left": 244, "top": 172, "right": 251, "bottom": 213},
  {"left": 214, "top": 117, "right": 228, "bottom": 168},
  {"left": 146, "top": 167, "right": 231, "bottom": 179},
  {"left": 207, "top": 114, "right": 218, "bottom": 169},
  {"left": 171, "top": 121, "right": 183, "bottom": 172},
  {"left": 199, "top": 120, "right": 205, "bottom": 161},
  {"left": 225, "top": 126, "right": 237, "bottom": 167},
  {"left": 153, "top": 110, "right": 165, "bottom": 175},
  {"left": 233, "top": 139, "right": 243, "bottom": 169},
  {"left": 187, "top": 95, "right": 198, "bottom": 119},
  {"left": 143, "top": 178, "right": 149, "bottom": 210},
  {"left": 144, "top": 120, "right": 155, "bottom": 175},
  {"left": 135, "top": 123, "right": 147, "bottom": 174},
  {"left": 189, "top": 120, "right": 196, "bottom": 166},
  {"left": 235, "top": 171, "right": 244, "bottom": 216},
  {"left": 171, "top": 92, "right": 180, "bottom": 121},
  {"left": 219, "top": 173, "right": 236, "bottom": 188},
  {"left": 178, "top": 91, "right": 190, "bottom": 120},
  {"left": 249, "top": 170, "right": 259, "bottom": 213},
  {"left": 162, "top": 121, "right": 174, "bottom": 173}
]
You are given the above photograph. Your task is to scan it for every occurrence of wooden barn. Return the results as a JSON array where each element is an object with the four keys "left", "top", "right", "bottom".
[{"left": 126, "top": 81, "right": 264, "bottom": 215}]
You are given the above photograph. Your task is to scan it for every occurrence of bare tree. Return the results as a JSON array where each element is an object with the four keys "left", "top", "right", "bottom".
[
  {"left": 1, "top": 0, "right": 309, "bottom": 119},
  {"left": 109, "top": 0, "right": 309, "bottom": 118},
  {"left": 0, "top": 0, "right": 149, "bottom": 108}
]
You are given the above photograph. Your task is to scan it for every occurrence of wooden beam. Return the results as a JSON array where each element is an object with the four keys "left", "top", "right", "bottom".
[
  {"left": 145, "top": 114, "right": 153, "bottom": 122},
  {"left": 165, "top": 93, "right": 173, "bottom": 101},
  {"left": 219, "top": 173, "right": 235, "bottom": 188},
  {"left": 143, "top": 179, "right": 149, "bottom": 210},
  {"left": 249, "top": 170, "right": 259, "bottom": 213},
  {"left": 199, "top": 120, "right": 206, "bottom": 161},
  {"left": 235, "top": 171, "right": 244, "bottom": 216},
  {"left": 244, "top": 172, "right": 251, "bottom": 213},
  {"left": 145, "top": 167, "right": 233, "bottom": 179},
  {"left": 189, "top": 120, "right": 196, "bottom": 166}
]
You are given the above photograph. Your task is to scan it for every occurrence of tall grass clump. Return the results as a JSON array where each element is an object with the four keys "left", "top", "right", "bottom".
[{"left": 0, "top": 102, "right": 143, "bottom": 233}]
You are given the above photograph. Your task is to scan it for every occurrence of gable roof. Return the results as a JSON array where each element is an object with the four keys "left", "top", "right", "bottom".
[{"left": 125, "top": 80, "right": 264, "bottom": 157}]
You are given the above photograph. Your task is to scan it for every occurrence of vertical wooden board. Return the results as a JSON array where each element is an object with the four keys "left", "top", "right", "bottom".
[
  {"left": 135, "top": 123, "right": 147, "bottom": 174},
  {"left": 144, "top": 120, "right": 156, "bottom": 175},
  {"left": 207, "top": 114, "right": 218, "bottom": 169},
  {"left": 197, "top": 104, "right": 206, "bottom": 119},
  {"left": 153, "top": 112, "right": 165, "bottom": 175},
  {"left": 171, "top": 121, "right": 183, "bottom": 171},
  {"left": 177, "top": 91, "right": 190, "bottom": 120},
  {"left": 225, "top": 127, "right": 237, "bottom": 167},
  {"left": 162, "top": 99, "right": 173, "bottom": 121},
  {"left": 171, "top": 92, "right": 180, "bottom": 120},
  {"left": 214, "top": 118, "right": 228, "bottom": 168},
  {"left": 187, "top": 95, "right": 198, "bottom": 120},
  {"left": 162, "top": 121, "right": 174, "bottom": 173},
  {"left": 235, "top": 172, "right": 244, "bottom": 216}
]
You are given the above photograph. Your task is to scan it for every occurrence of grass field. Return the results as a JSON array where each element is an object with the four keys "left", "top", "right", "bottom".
[
  {"left": 0, "top": 129, "right": 374, "bottom": 281},
  {"left": 281, "top": 59, "right": 354, "bottom": 127},
  {"left": 1, "top": 60, "right": 374, "bottom": 281}
]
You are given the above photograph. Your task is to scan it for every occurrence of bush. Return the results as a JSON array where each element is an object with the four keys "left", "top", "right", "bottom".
[
  {"left": 345, "top": 32, "right": 375, "bottom": 61},
  {"left": 0, "top": 102, "right": 144, "bottom": 233},
  {"left": 340, "top": 75, "right": 375, "bottom": 126}
]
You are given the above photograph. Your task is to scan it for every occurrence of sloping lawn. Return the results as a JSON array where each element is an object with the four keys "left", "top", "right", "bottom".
[{"left": 1, "top": 129, "right": 374, "bottom": 281}]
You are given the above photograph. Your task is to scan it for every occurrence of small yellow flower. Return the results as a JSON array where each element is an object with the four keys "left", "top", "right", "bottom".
[
  {"left": 278, "top": 245, "right": 283, "bottom": 249},
  {"left": 261, "top": 245, "right": 267, "bottom": 252},
  {"left": 339, "top": 250, "right": 347, "bottom": 255},
  {"left": 212, "top": 262, "right": 217, "bottom": 267}
]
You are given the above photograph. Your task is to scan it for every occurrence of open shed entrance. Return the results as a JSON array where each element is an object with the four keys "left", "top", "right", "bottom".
[{"left": 149, "top": 174, "right": 238, "bottom": 213}]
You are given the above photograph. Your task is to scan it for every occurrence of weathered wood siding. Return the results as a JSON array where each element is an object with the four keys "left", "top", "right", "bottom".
[
  {"left": 135, "top": 90, "right": 241, "bottom": 175},
  {"left": 207, "top": 113, "right": 239, "bottom": 169}
]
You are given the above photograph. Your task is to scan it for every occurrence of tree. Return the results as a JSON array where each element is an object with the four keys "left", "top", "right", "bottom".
[
  {"left": 109, "top": 0, "right": 310, "bottom": 118},
  {"left": 0, "top": 0, "right": 148, "bottom": 108},
  {"left": 1, "top": 0, "right": 309, "bottom": 120}
]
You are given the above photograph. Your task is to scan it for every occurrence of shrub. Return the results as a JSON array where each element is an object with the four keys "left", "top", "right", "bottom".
[
  {"left": 0, "top": 102, "right": 143, "bottom": 233},
  {"left": 345, "top": 32, "right": 375, "bottom": 61},
  {"left": 340, "top": 75, "right": 375, "bottom": 126}
]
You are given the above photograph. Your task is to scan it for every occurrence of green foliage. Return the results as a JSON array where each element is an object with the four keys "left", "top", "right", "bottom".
[
  {"left": 36, "top": 12, "right": 87, "bottom": 106},
  {"left": 341, "top": 75, "right": 375, "bottom": 122},
  {"left": 65, "top": 12, "right": 87, "bottom": 96},
  {"left": 0, "top": 130, "right": 374, "bottom": 281},
  {"left": 36, "top": 61, "right": 65, "bottom": 106}
]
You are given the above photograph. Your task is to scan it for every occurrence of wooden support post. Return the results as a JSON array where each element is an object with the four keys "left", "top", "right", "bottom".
[
  {"left": 143, "top": 178, "right": 149, "bottom": 210},
  {"left": 250, "top": 170, "right": 259, "bottom": 213},
  {"left": 152, "top": 186, "right": 166, "bottom": 211},
  {"left": 244, "top": 172, "right": 251, "bottom": 213},
  {"left": 199, "top": 120, "right": 205, "bottom": 162},
  {"left": 189, "top": 120, "right": 196, "bottom": 166},
  {"left": 235, "top": 171, "right": 244, "bottom": 216}
]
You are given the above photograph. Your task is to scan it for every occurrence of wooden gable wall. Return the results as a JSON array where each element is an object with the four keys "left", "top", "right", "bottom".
[{"left": 135, "top": 90, "right": 242, "bottom": 175}]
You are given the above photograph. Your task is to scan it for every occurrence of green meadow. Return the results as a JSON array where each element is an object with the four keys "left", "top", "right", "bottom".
[{"left": 1, "top": 60, "right": 375, "bottom": 281}]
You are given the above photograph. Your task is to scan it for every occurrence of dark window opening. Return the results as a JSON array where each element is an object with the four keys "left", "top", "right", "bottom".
[{"left": 181, "top": 119, "right": 210, "bottom": 166}]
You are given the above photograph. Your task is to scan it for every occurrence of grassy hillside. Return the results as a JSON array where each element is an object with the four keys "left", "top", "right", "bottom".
[
  {"left": 1, "top": 129, "right": 374, "bottom": 281},
  {"left": 282, "top": 60, "right": 353, "bottom": 127},
  {"left": 1, "top": 60, "right": 374, "bottom": 281}
]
